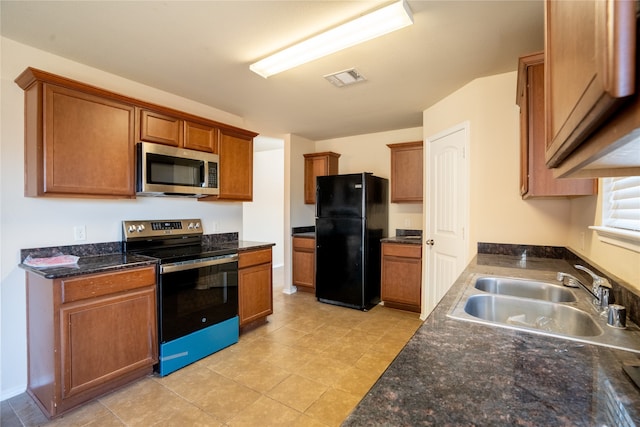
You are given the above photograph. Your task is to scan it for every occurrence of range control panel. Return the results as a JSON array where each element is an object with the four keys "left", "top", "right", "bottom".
[{"left": 122, "top": 219, "right": 203, "bottom": 240}]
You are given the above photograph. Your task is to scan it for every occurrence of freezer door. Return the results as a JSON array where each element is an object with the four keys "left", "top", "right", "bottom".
[
  {"left": 316, "top": 173, "right": 365, "bottom": 218},
  {"left": 315, "top": 217, "right": 365, "bottom": 308}
]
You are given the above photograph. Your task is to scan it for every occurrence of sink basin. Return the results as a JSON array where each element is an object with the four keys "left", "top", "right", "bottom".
[
  {"left": 447, "top": 273, "right": 640, "bottom": 353},
  {"left": 474, "top": 276, "right": 576, "bottom": 302},
  {"left": 464, "top": 294, "right": 602, "bottom": 337}
]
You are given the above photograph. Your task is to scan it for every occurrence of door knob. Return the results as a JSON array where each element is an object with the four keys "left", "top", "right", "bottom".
[{"left": 425, "top": 239, "right": 434, "bottom": 246}]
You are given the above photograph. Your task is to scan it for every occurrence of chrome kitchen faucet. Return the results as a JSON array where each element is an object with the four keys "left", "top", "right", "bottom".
[{"left": 556, "top": 265, "right": 611, "bottom": 310}]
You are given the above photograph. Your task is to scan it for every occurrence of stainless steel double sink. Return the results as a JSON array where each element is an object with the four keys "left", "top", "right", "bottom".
[{"left": 447, "top": 275, "right": 640, "bottom": 353}]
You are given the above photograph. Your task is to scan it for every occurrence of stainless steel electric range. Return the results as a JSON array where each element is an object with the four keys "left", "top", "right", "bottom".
[{"left": 122, "top": 219, "right": 238, "bottom": 376}]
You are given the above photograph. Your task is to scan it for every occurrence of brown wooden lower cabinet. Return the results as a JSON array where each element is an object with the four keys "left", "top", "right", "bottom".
[
  {"left": 381, "top": 243, "right": 422, "bottom": 313},
  {"left": 26, "top": 265, "right": 157, "bottom": 418},
  {"left": 292, "top": 235, "right": 315, "bottom": 292},
  {"left": 238, "top": 247, "right": 273, "bottom": 327}
]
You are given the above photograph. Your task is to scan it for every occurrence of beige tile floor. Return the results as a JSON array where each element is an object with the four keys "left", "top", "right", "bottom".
[{"left": 3, "top": 267, "right": 422, "bottom": 427}]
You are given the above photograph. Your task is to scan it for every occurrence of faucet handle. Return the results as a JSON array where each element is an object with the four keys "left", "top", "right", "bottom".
[
  {"left": 574, "top": 264, "right": 600, "bottom": 280},
  {"left": 574, "top": 264, "right": 612, "bottom": 291}
]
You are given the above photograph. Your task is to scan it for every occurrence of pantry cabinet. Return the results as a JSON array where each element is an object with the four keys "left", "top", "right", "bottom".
[
  {"left": 544, "top": 0, "right": 639, "bottom": 177},
  {"left": 381, "top": 243, "right": 422, "bottom": 313},
  {"left": 16, "top": 69, "right": 136, "bottom": 198},
  {"left": 516, "top": 52, "right": 596, "bottom": 198},
  {"left": 292, "top": 235, "right": 315, "bottom": 292},
  {"left": 387, "top": 141, "right": 423, "bottom": 203},
  {"left": 238, "top": 247, "right": 273, "bottom": 327},
  {"left": 304, "top": 152, "right": 340, "bottom": 204},
  {"left": 26, "top": 266, "right": 157, "bottom": 418}
]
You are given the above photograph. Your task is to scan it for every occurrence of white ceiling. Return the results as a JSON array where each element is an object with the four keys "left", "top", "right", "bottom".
[{"left": 0, "top": 1, "right": 544, "bottom": 141}]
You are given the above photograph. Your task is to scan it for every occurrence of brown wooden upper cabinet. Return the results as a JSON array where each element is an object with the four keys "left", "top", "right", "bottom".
[
  {"left": 216, "top": 128, "right": 255, "bottom": 201},
  {"left": 184, "top": 120, "right": 219, "bottom": 153},
  {"left": 139, "top": 108, "right": 183, "bottom": 147},
  {"left": 544, "top": 0, "right": 638, "bottom": 176},
  {"left": 517, "top": 52, "right": 596, "bottom": 199},
  {"left": 139, "top": 108, "right": 219, "bottom": 153},
  {"left": 138, "top": 110, "right": 257, "bottom": 201},
  {"left": 16, "top": 68, "right": 136, "bottom": 198},
  {"left": 304, "top": 152, "right": 340, "bottom": 204},
  {"left": 16, "top": 67, "right": 257, "bottom": 200},
  {"left": 387, "top": 141, "right": 423, "bottom": 203}
]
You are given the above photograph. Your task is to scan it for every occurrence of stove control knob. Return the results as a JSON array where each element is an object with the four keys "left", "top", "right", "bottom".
[
  {"left": 188, "top": 222, "right": 194, "bottom": 229},
  {"left": 137, "top": 224, "right": 145, "bottom": 232},
  {"left": 194, "top": 222, "right": 201, "bottom": 229},
  {"left": 128, "top": 225, "right": 136, "bottom": 233}
]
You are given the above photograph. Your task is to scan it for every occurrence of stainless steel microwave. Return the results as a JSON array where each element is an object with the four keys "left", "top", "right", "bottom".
[{"left": 136, "top": 142, "right": 219, "bottom": 197}]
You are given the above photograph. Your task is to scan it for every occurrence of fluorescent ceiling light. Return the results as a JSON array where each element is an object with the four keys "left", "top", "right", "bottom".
[{"left": 250, "top": 0, "right": 413, "bottom": 78}]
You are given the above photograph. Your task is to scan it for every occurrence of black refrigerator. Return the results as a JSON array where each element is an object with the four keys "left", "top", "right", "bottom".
[{"left": 315, "top": 172, "right": 388, "bottom": 310}]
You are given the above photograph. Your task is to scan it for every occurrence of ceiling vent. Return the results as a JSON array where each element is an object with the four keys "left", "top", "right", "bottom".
[{"left": 324, "top": 68, "right": 367, "bottom": 87}]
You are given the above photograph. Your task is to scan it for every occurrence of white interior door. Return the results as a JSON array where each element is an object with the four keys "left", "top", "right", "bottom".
[{"left": 422, "top": 122, "right": 469, "bottom": 319}]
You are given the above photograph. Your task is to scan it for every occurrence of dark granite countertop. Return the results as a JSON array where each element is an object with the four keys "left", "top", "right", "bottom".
[
  {"left": 343, "top": 253, "right": 640, "bottom": 426},
  {"left": 292, "top": 232, "right": 315, "bottom": 238},
  {"left": 381, "top": 229, "right": 423, "bottom": 245},
  {"left": 381, "top": 236, "right": 423, "bottom": 245},
  {"left": 19, "top": 253, "right": 157, "bottom": 279},
  {"left": 19, "top": 239, "right": 274, "bottom": 279},
  {"left": 235, "top": 240, "right": 276, "bottom": 251}
]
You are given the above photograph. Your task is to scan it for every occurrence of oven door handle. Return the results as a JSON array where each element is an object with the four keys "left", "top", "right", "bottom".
[{"left": 160, "top": 253, "right": 238, "bottom": 274}]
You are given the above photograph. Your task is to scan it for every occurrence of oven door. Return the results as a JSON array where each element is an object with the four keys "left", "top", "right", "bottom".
[{"left": 158, "top": 254, "right": 238, "bottom": 343}]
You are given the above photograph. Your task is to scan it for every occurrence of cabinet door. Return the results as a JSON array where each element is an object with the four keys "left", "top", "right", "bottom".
[
  {"left": 139, "top": 109, "right": 183, "bottom": 147},
  {"left": 218, "top": 129, "right": 253, "bottom": 200},
  {"left": 239, "top": 262, "right": 273, "bottom": 326},
  {"left": 517, "top": 53, "right": 596, "bottom": 198},
  {"left": 388, "top": 142, "right": 423, "bottom": 203},
  {"left": 184, "top": 121, "right": 219, "bottom": 153},
  {"left": 304, "top": 152, "right": 340, "bottom": 204},
  {"left": 292, "top": 237, "right": 315, "bottom": 290},
  {"left": 60, "top": 286, "right": 157, "bottom": 399},
  {"left": 41, "top": 84, "right": 135, "bottom": 197},
  {"left": 545, "top": 0, "right": 636, "bottom": 167},
  {"left": 381, "top": 243, "right": 422, "bottom": 312}
]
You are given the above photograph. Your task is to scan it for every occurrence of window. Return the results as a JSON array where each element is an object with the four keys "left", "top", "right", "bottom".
[{"left": 590, "top": 176, "right": 640, "bottom": 252}]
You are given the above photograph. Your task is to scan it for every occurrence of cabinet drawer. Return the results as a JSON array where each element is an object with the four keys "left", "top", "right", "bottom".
[
  {"left": 61, "top": 266, "right": 156, "bottom": 303},
  {"left": 382, "top": 243, "right": 421, "bottom": 259},
  {"left": 293, "top": 236, "right": 315, "bottom": 250},
  {"left": 239, "top": 248, "right": 272, "bottom": 269}
]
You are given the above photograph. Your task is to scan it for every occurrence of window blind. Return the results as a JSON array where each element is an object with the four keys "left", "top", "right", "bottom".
[{"left": 603, "top": 176, "right": 640, "bottom": 232}]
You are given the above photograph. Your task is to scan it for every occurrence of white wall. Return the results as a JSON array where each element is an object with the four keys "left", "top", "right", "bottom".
[
  {"left": 315, "top": 127, "right": 424, "bottom": 233},
  {"left": 423, "top": 71, "right": 575, "bottom": 259},
  {"left": 282, "top": 134, "right": 316, "bottom": 293},
  {"left": 243, "top": 143, "right": 285, "bottom": 267},
  {"left": 0, "top": 37, "right": 253, "bottom": 399}
]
